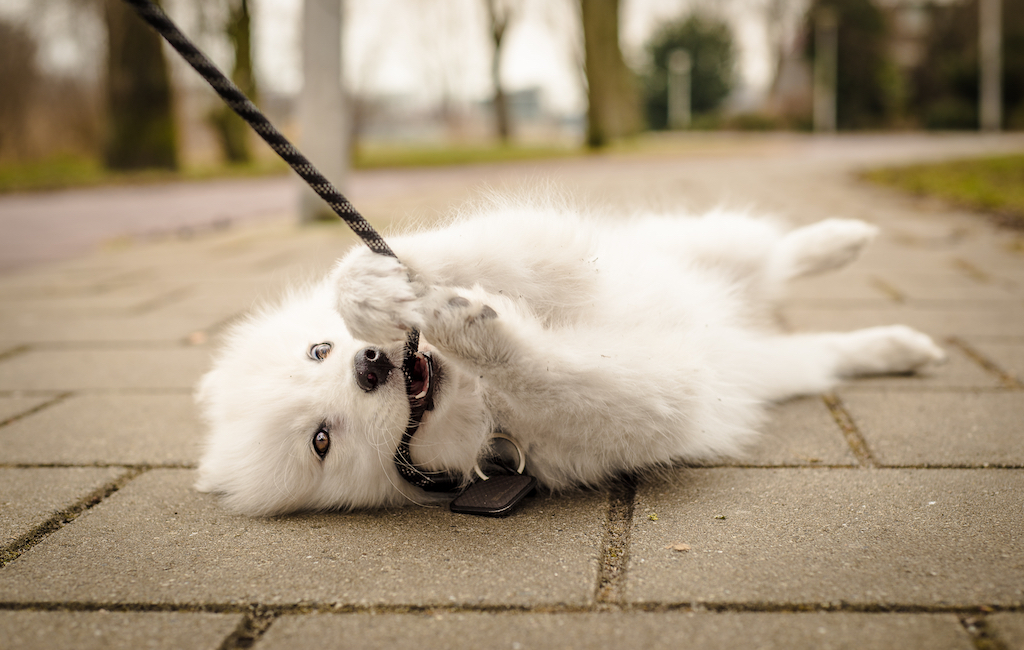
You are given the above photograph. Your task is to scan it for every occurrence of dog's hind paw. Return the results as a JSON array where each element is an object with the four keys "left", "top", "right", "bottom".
[
  {"left": 840, "top": 325, "right": 947, "bottom": 377},
  {"left": 778, "top": 218, "right": 878, "bottom": 280}
]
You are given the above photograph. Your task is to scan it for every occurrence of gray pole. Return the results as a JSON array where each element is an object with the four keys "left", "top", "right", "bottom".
[
  {"left": 813, "top": 7, "right": 837, "bottom": 133},
  {"left": 667, "top": 49, "right": 691, "bottom": 130},
  {"left": 298, "top": 0, "right": 348, "bottom": 221},
  {"left": 979, "top": 0, "right": 1002, "bottom": 131}
]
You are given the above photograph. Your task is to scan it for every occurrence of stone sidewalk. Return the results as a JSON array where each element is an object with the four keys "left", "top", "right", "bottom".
[{"left": 0, "top": 133, "right": 1022, "bottom": 649}]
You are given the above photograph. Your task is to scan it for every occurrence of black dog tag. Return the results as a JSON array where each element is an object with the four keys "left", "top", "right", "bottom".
[{"left": 449, "top": 474, "right": 536, "bottom": 517}]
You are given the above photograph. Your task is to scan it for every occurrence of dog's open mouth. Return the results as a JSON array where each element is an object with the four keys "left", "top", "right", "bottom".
[{"left": 406, "top": 351, "right": 436, "bottom": 413}]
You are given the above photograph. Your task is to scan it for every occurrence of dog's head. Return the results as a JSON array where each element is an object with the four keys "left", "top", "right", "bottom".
[{"left": 195, "top": 281, "right": 489, "bottom": 516}]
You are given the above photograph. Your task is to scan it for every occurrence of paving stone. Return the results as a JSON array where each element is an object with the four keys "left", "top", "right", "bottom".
[
  {"left": 877, "top": 271, "right": 1017, "bottom": 301},
  {"left": 0, "top": 282, "right": 197, "bottom": 318},
  {"left": 0, "top": 312, "right": 222, "bottom": 343},
  {"left": 0, "top": 469, "right": 607, "bottom": 607},
  {"left": 784, "top": 306, "right": 1024, "bottom": 339},
  {"left": 0, "top": 395, "right": 52, "bottom": 424},
  {"left": 143, "top": 278, "right": 297, "bottom": 319},
  {"left": 0, "top": 348, "right": 210, "bottom": 391},
  {"left": 0, "top": 266, "right": 144, "bottom": 301},
  {"left": 857, "top": 245, "right": 959, "bottom": 274},
  {"left": 0, "top": 394, "right": 203, "bottom": 465},
  {"left": 727, "top": 397, "right": 857, "bottom": 467},
  {"left": 971, "top": 340, "right": 1024, "bottom": 384},
  {"left": 840, "top": 391, "right": 1024, "bottom": 466},
  {"left": 0, "top": 467, "right": 128, "bottom": 550},
  {"left": 841, "top": 342, "right": 1001, "bottom": 389},
  {"left": 0, "top": 343, "right": 28, "bottom": 359},
  {"left": 628, "top": 468, "right": 1024, "bottom": 607},
  {"left": 2, "top": 135, "right": 1024, "bottom": 648},
  {"left": 255, "top": 611, "right": 972, "bottom": 650},
  {"left": 989, "top": 613, "right": 1024, "bottom": 650},
  {"left": 785, "top": 272, "right": 893, "bottom": 302},
  {"left": 0, "top": 610, "right": 242, "bottom": 650}
]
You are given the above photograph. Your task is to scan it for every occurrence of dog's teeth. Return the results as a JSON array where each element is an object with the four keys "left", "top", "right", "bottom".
[{"left": 414, "top": 389, "right": 427, "bottom": 399}]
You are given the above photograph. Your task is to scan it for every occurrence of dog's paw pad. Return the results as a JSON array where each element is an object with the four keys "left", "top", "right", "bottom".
[
  {"left": 461, "top": 303, "right": 497, "bottom": 325},
  {"left": 439, "top": 293, "right": 498, "bottom": 324}
]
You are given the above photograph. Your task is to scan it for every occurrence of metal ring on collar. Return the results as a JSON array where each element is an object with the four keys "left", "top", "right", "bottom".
[{"left": 474, "top": 433, "right": 526, "bottom": 481}]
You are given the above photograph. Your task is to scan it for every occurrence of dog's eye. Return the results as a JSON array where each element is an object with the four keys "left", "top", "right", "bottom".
[
  {"left": 312, "top": 425, "right": 330, "bottom": 459},
  {"left": 308, "top": 343, "right": 332, "bottom": 362}
]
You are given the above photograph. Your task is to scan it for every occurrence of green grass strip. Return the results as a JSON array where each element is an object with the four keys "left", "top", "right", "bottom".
[
  {"left": 352, "top": 143, "right": 580, "bottom": 169},
  {"left": 863, "top": 154, "right": 1024, "bottom": 229},
  {"left": 0, "top": 144, "right": 583, "bottom": 194},
  {"left": 0, "top": 154, "right": 291, "bottom": 194}
]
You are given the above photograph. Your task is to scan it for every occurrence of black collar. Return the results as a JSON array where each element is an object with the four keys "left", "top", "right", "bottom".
[
  {"left": 392, "top": 343, "right": 465, "bottom": 493},
  {"left": 391, "top": 341, "right": 529, "bottom": 497},
  {"left": 392, "top": 422, "right": 466, "bottom": 493}
]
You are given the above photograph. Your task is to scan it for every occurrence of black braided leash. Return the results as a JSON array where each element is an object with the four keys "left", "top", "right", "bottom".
[
  {"left": 119, "top": 0, "right": 465, "bottom": 493},
  {"left": 119, "top": 0, "right": 390, "bottom": 256}
]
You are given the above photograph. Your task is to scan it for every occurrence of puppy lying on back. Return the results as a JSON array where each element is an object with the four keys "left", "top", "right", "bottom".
[{"left": 195, "top": 200, "right": 943, "bottom": 515}]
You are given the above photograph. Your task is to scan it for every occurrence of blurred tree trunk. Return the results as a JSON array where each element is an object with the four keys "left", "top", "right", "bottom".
[
  {"left": 210, "top": 0, "right": 257, "bottom": 162},
  {"left": 298, "top": 0, "right": 347, "bottom": 221},
  {"left": 103, "top": 0, "right": 178, "bottom": 170},
  {"left": 485, "top": 0, "right": 513, "bottom": 143},
  {"left": 0, "top": 20, "right": 38, "bottom": 160},
  {"left": 579, "top": 0, "right": 641, "bottom": 148},
  {"left": 979, "top": 0, "right": 1002, "bottom": 130},
  {"left": 764, "top": 0, "right": 797, "bottom": 102}
]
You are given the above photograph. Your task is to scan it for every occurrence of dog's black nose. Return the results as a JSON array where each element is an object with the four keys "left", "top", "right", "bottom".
[{"left": 354, "top": 347, "right": 395, "bottom": 393}]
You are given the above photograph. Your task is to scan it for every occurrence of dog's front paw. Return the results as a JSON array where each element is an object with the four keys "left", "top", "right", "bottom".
[
  {"left": 423, "top": 288, "right": 507, "bottom": 365},
  {"left": 331, "top": 250, "right": 425, "bottom": 344}
]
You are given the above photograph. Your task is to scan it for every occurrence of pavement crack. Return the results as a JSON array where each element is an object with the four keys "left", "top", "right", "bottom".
[
  {"left": 0, "top": 391, "right": 73, "bottom": 429},
  {"left": 0, "top": 344, "right": 32, "bottom": 363},
  {"left": 0, "top": 466, "right": 147, "bottom": 569},
  {"left": 822, "top": 394, "right": 878, "bottom": 468},
  {"left": 131, "top": 286, "right": 195, "bottom": 315},
  {"left": 961, "top": 614, "right": 1012, "bottom": 650},
  {"left": 948, "top": 337, "right": 1022, "bottom": 389},
  {"left": 1, "top": 600, "right": 1018, "bottom": 617},
  {"left": 951, "top": 258, "right": 992, "bottom": 284},
  {"left": 868, "top": 275, "right": 906, "bottom": 303},
  {"left": 218, "top": 605, "right": 277, "bottom": 650},
  {"left": 595, "top": 476, "right": 637, "bottom": 606}
]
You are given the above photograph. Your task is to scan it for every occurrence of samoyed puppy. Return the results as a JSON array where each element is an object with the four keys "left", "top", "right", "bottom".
[{"left": 195, "top": 199, "right": 944, "bottom": 516}]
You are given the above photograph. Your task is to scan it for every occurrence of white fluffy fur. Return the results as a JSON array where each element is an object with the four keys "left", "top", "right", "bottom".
[{"left": 195, "top": 200, "right": 945, "bottom": 516}]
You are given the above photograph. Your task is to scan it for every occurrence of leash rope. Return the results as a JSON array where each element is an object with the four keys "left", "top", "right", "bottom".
[
  {"left": 119, "top": 0, "right": 392, "bottom": 256},
  {"left": 120, "top": 0, "right": 469, "bottom": 490}
]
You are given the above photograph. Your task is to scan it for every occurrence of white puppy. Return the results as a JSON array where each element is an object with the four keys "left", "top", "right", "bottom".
[{"left": 195, "top": 200, "right": 944, "bottom": 516}]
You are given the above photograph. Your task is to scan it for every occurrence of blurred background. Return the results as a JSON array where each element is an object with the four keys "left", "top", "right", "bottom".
[{"left": 0, "top": 0, "right": 1020, "bottom": 189}]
